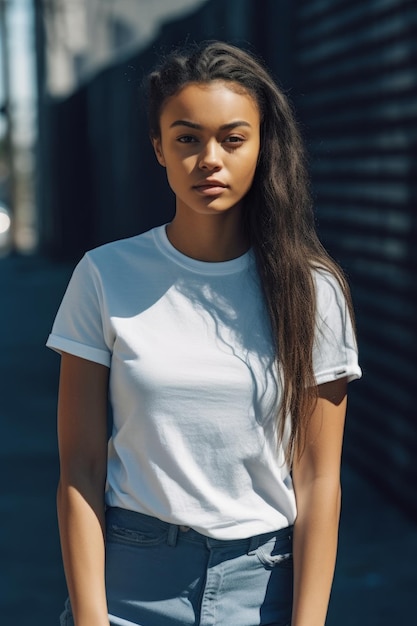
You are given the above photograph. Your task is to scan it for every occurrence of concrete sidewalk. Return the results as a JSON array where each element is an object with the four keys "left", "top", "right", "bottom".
[{"left": 1, "top": 254, "right": 416, "bottom": 625}]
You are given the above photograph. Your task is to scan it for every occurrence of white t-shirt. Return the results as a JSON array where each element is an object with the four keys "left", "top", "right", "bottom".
[{"left": 47, "top": 224, "right": 361, "bottom": 539}]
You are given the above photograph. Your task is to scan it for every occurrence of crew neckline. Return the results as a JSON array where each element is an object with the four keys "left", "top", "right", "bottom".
[{"left": 153, "top": 224, "right": 252, "bottom": 275}]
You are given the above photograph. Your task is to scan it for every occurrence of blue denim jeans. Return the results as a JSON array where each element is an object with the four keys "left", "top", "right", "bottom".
[{"left": 60, "top": 507, "right": 293, "bottom": 626}]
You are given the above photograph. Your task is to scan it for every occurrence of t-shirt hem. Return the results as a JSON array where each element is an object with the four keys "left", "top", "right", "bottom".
[
  {"left": 315, "top": 363, "right": 362, "bottom": 385},
  {"left": 46, "top": 334, "right": 111, "bottom": 367},
  {"left": 105, "top": 496, "right": 296, "bottom": 539}
]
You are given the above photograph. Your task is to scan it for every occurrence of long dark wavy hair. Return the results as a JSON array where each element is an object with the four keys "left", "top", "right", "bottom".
[{"left": 146, "top": 40, "right": 355, "bottom": 464}]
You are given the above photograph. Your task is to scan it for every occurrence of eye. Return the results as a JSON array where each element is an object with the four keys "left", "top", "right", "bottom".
[
  {"left": 223, "top": 135, "right": 245, "bottom": 146},
  {"left": 177, "top": 135, "right": 198, "bottom": 143}
]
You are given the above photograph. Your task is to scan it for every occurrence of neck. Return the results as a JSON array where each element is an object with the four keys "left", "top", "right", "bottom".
[{"left": 166, "top": 209, "right": 249, "bottom": 262}]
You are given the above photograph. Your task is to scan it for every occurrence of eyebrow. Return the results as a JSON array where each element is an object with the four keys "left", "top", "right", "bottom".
[{"left": 169, "top": 120, "right": 252, "bottom": 130}]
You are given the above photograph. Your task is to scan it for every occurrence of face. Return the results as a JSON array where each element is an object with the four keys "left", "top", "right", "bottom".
[{"left": 152, "top": 81, "right": 261, "bottom": 219}]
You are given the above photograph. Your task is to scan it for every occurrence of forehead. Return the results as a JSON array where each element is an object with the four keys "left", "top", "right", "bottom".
[{"left": 159, "top": 80, "right": 260, "bottom": 127}]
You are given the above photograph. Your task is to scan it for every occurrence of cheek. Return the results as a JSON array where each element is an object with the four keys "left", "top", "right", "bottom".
[
  {"left": 239, "top": 161, "right": 259, "bottom": 194},
  {"left": 168, "top": 156, "right": 197, "bottom": 183},
  {"left": 164, "top": 159, "right": 191, "bottom": 193},
  {"left": 242, "top": 151, "right": 260, "bottom": 180},
  {"left": 242, "top": 140, "right": 260, "bottom": 169}
]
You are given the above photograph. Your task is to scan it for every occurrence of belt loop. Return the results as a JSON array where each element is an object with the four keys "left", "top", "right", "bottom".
[
  {"left": 247, "top": 534, "right": 260, "bottom": 555},
  {"left": 167, "top": 523, "right": 179, "bottom": 547}
]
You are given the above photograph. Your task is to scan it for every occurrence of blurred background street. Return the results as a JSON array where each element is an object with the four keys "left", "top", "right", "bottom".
[{"left": 1, "top": 1, "right": 416, "bottom": 625}]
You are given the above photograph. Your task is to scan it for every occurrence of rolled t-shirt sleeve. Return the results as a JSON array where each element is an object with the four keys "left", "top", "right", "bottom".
[
  {"left": 313, "top": 270, "right": 362, "bottom": 385},
  {"left": 46, "top": 254, "right": 111, "bottom": 367}
]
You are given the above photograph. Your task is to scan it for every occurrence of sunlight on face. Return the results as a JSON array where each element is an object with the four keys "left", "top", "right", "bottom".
[{"left": 152, "top": 81, "right": 261, "bottom": 219}]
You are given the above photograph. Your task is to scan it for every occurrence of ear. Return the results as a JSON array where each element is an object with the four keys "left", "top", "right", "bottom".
[{"left": 151, "top": 137, "right": 166, "bottom": 167}]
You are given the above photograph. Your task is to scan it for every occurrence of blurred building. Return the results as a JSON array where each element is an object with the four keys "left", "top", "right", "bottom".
[
  {"left": 39, "top": 0, "right": 209, "bottom": 98},
  {"left": 33, "top": 0, "right": 417, "bottom": 518},
  {"left": 0, "top": 0, "right": 37, "bottom": 253}
]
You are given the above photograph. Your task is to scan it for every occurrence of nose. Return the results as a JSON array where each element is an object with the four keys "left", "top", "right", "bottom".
[{"left": 198, "top": 140, "right": 222, "bottom": 171}]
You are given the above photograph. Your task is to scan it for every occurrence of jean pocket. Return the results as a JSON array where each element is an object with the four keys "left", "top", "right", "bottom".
[
  {"left": 106, "top": 522, "right": 167, "bottom": 547},
  {"left": 255, "top": 537, "right": 293, "bottom": 570}
]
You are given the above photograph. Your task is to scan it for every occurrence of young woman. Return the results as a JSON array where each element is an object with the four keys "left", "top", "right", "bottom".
[{"left": 47, "top": 41, "right": 361, "bottom": 626}]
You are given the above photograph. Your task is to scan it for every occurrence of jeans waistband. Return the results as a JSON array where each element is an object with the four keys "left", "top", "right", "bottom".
[{"left": 106, "top": 506, "right": 293, "bottom": 552}]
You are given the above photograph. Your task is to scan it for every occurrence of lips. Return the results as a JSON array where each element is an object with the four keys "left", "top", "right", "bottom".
[
  {"left": 193, "top": 180, "right": 228, "bottom": 196},
  {"left": 193, "top": 179, "right": 227, "bottom": 189}
]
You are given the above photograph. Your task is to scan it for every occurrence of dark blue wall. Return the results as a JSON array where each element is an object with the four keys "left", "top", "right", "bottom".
[{"left": 294, "top": 0, "right": 417, "bottom": 517}]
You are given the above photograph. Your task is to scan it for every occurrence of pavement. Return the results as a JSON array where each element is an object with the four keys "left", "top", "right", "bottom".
[{"left": 1, "top": 252, "right": 416, "bottom": 626}]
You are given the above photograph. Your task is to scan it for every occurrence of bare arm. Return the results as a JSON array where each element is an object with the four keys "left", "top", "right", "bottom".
[
  {"left": 291, "top": 377, "right": 348, "bottom": 626},
  {"left": 56, "top": 352, "right": 110, "bottom": 626}
]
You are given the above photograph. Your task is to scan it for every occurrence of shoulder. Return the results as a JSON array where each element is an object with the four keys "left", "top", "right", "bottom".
[
  {"left": 86, "top": 226, "right": 158, "bottom": 266},
  {"left": 78, "top": 225, "right": 166, "bottom": 284},
  {"left": 63, "top": 226, "right": 166, "bottom": 296},
  {"left": 312, "top": 267, "right": 349, "bottom": 318}
]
